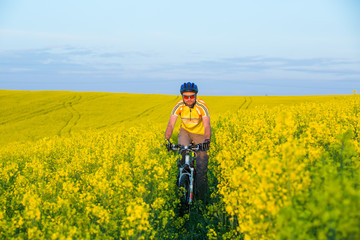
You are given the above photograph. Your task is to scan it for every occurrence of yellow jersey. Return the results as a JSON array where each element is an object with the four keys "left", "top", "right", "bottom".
[{"left": 171, "top": 99, "right": 210, "bottom": 135}]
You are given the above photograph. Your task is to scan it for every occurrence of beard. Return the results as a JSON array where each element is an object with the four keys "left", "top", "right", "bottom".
[{"left": 185, "top": 101, "right": 196, "bottom": 108}]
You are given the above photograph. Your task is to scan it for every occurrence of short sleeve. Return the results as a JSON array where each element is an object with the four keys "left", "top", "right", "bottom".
[
  {"left": 196, "top": 99, "right": 210, "bottom": 117},
  {"left": 171, "top": 101, "right": 184, "bottom": 116}
]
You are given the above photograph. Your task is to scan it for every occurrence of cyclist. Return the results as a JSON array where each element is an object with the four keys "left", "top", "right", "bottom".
[{"left": 165, "top": 82, "right": 211, "bottom": 201}]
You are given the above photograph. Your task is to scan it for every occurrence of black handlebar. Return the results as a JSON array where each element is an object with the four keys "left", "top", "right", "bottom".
[
  {"left": 166, "top": 141, "right": 209, "bottom": 152},
  {"left": 170, "top": 144, "right": 200, "bottom": 151}
]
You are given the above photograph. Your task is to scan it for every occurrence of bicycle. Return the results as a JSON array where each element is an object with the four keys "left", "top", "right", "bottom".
[{"left": 166, "top": 141, "right": 208, "bottom": 214}]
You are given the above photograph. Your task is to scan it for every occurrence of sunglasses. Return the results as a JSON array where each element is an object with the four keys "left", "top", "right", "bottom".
[{"left": 182, "top": 94, "right": 196, "bottom": 100}]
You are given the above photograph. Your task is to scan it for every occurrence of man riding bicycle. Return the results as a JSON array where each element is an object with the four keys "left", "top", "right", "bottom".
[{"left": 165, "top": 82, "right": 211, "bottom": 201}]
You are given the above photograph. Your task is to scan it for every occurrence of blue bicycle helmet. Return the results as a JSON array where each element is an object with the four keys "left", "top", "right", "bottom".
[{"left": 180, "top": 82, "right": 198, "bottom": 94}]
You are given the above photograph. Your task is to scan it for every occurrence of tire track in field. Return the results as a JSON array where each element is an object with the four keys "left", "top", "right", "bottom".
[
  {"left": 0, "top": 104, "right": 66, "bottom": 126},
  {"left": 238, "top": 97, "right": 247, "bottom": 110},
  {"left": 58, "top": 95, "right": 82, "bottom": 137},
  {"left": 245, "top": 96, "right": 252, "bottom": 109},
  {"left": 0, "top": 94, "right": 107, "bottom": 127},
  {"left": 135, "top": 103, "right": 163, "bottom": 118},
  {"left": 96, "top": 103, "right": 163, "bottom": 129}
]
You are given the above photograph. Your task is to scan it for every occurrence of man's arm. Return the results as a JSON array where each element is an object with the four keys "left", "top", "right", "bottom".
[
  {"left": 165, "top": 115, "right": 178, "bottom": 140},
  {"left": 203, "top": 116, "right": 211, "bottom": 140}
]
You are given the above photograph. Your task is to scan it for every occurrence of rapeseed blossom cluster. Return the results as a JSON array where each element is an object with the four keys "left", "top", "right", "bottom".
[
  {"left": 0, "top": 126, "right": 178, "bottom": 239},
  {"left": 211, "top": 95, "right": 360, "bottom": 239}
]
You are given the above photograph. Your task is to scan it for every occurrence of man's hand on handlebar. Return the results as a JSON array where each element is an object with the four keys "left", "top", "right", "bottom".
[
  {"left": 165, "top": 139, "right": 173, "bottom": 151},
  {"left": 200, "top": 139, "right": 211, "bottom": 151}
]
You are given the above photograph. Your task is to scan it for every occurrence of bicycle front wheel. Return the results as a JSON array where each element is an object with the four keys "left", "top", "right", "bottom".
[{"left": 178, "top": 174, "right": 191, "bottom": 212}]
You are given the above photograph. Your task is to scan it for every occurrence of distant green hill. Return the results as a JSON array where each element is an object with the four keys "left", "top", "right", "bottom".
[{"left": 0, "top": 90, "right": 347, "bottom": 145}]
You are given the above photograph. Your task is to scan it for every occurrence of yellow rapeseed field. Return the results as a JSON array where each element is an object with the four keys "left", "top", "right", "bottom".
[{"left": 0, "top": 90, "right": 359, "bottom": 239}]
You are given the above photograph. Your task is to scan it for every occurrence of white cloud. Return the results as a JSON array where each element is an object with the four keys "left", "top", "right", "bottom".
[{"left": 1, "top": 47, "right": 359, "bottom": 95}]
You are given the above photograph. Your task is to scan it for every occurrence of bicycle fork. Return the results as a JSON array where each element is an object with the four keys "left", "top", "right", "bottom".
[{"left": 189, "top": 169, "right": 194, "bottom": 203}]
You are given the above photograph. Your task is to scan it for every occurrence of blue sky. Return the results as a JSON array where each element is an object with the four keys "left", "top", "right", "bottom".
[{"left": 0, "top": 0, "right": 359, "bottom": 95}]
